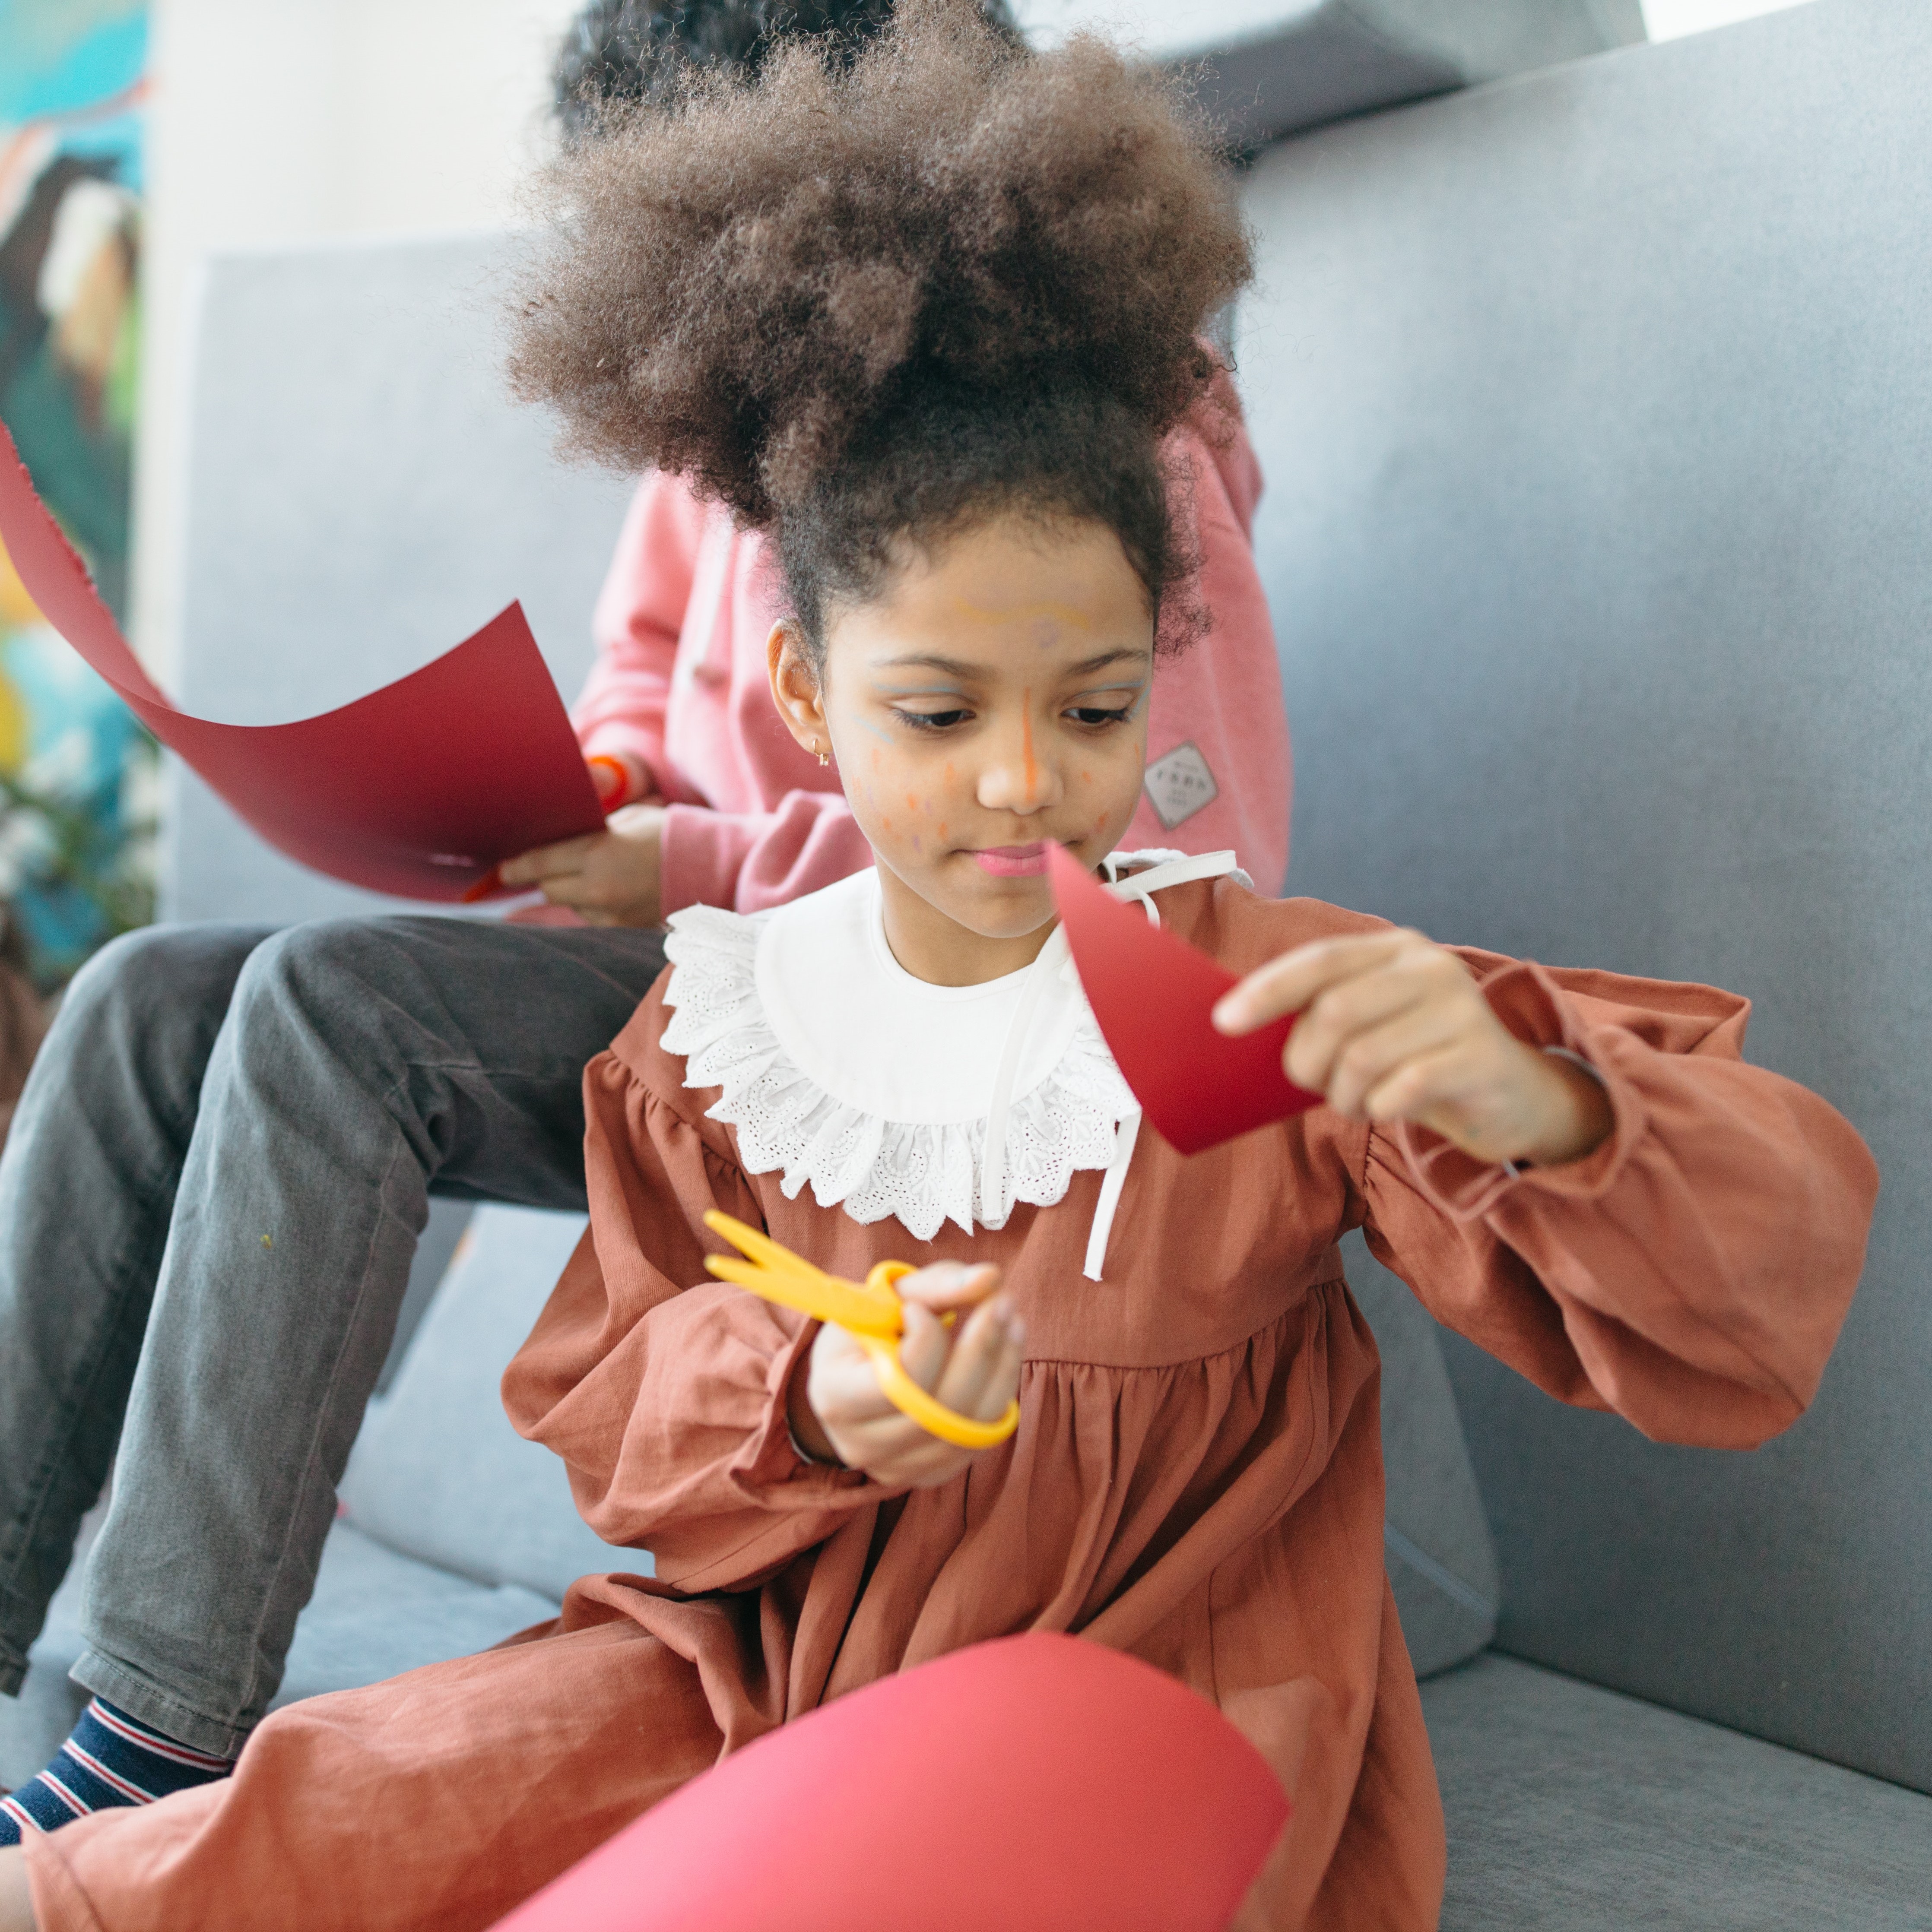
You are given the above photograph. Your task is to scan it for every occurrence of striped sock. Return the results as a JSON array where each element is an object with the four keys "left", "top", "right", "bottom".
[{"left": 0, "top": 1698, "right": 232, "bottom": 1843}]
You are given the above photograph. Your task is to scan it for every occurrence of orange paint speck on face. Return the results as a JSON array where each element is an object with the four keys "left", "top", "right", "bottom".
[
  {"left": 1080, "top": 768, "right": 1093, "bottom": 786},
  {"left": 906, "top": 792, "right": 918, "bottom": 811},
  {"left": 937, "top": 821, "right": 949, "bottom": 839},
  {"left": 1022, "top": 689, "right": 1037, "bottom": 802}
]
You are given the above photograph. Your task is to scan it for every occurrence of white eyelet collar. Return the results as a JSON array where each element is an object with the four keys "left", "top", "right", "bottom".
[{"left": 658, "top": 852, "right": 1244, "bottom": 1264}]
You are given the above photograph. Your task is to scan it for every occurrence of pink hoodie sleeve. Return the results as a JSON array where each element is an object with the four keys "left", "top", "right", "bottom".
[
  {"left": 571, "top": 473, "right": 710, "bottom": 793},
  {"left": 660, "top": 792, "right": 879, "bottom": 917}
]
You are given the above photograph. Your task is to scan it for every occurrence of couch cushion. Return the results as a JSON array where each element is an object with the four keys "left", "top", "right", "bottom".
[
  {"left": 1343, "top": 1231, "right": 1499, "bottom": 1678},
  {"left": 339, "top": 1204, "right": 634, "bottom": 1605},
  {"left": 1423, "top": 1655, "right": 1932, "bottom": 1930},
  {"left": 1237, "top": 0, "right": 1932, "bottom": 1788},
  {"left": 1018, "top": 2, "right": 1642, "bottom": 150},
  {"left": 270, "top": 1521, "right": 561, "bottom": 1710},
  {"left": 0, "top": 1603, "right": 86, "bottom": 1791}
]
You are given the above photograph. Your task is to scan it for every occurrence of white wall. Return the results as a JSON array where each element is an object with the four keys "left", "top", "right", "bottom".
[
  {"left": 132, "top": 0, "right": 583, "bottom": 681},
  {"left": 1641, "top": 0, "right": 1813, "bottom": 40}
]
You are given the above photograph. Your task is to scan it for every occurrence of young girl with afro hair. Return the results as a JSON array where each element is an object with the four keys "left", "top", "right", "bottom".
[
  {"left": 0, "top": 4, "right": 1875, "bottom": 1927},
  {"left": 511, "top": 0, "right": 1289, "bottom": 926}
]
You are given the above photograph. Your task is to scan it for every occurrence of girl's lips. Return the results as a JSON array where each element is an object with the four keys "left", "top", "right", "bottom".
[{"left": 972, "top": 843, "right": 1050, "bottom": 878}]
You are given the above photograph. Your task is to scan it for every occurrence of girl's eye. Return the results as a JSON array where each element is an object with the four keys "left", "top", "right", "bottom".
[
  {"left": 893, "top": 707, "right": 973, "bottom": 732},
  {"left": 1066, "top": 705, "right": 1136, "bottom": 728}
]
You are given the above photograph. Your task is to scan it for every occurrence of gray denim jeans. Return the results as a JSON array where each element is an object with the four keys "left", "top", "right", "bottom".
[{"left": 0, "top": 915, "right": 666, "bottom": 1757}]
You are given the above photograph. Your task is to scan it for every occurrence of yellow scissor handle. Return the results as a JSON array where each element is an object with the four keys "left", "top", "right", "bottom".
[
  {"left": 702, "top": 1210, "right": 1020, "bottom": 1451},
  {"left": 856, "top": 1335, "right": 1021, "bottom": 1451}
]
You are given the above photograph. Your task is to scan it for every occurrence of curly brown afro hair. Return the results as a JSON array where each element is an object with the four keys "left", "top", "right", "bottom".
[{"left": 511, "top": 0, "right": 1253, "bottom": 659}]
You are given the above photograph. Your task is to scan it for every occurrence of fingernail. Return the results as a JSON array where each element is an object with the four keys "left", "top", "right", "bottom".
[{"left": 1211, "top": 996, "right": 1242, "bottom": 1033}]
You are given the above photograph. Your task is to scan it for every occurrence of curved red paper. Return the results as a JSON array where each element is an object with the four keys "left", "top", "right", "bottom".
[
  {"left": 1049, "top": 844, "right": 1320, "bottom": 1155},
  {"left": 492, "top": 1633, "right": 1288, "bottom": 1932},
  {"left": 0, "top": 423, "right": 605, "bottom": 902}
]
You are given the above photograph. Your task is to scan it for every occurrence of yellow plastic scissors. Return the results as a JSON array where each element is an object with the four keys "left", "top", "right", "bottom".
[{"left": 701, "top": 1210, "right": 1020, "bottom": 1451}]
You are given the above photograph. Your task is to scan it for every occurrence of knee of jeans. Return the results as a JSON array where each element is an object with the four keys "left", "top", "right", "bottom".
[
  {"left": 57, "top": 925, "right": 249, "bottom": 1045},
  {"left": 226, "top": 918, "right": 423, "bottom": 1060}
]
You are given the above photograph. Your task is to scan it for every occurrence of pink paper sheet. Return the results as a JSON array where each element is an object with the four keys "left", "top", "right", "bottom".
[
  {"left": 0, "top": 423, "right": 605, "bottom": 902},
  {"left": 492, "top": 1633, "right": 1288, "bottom": 1932},
  {"left": 1050, "top": 844, "right": 1322, "bottom": 1154}
]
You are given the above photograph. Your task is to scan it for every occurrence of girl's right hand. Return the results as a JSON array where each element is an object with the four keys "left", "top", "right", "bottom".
[{"left": 789, "top": 1262, "right": 1024, "bottom": 1488}]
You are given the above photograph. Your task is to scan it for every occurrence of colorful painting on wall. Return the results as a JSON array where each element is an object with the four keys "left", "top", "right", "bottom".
[{"left": 0, "top": 0, "right": 155, "bottom": 989}]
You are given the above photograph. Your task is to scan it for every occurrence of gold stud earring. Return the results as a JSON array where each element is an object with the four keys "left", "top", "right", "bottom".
[{"left": 817, "top": 748, "right": 831, "bottom": 766}]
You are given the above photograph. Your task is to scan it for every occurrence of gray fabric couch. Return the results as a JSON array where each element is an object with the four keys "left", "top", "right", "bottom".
[
  {"left": 1155, "top": 0, "right": 1645, "bottom": 150},
  {"left": 1236, "top": 0, "right": 1932, "bottom": 1919},
  {"left": 7, "top": 2, "right": 1932, "bottom": 1923}
]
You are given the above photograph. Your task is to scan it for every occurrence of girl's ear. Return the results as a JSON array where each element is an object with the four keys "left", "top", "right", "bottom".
[{"left": 766, "top": 621, "right": 833, "bottom": 760}]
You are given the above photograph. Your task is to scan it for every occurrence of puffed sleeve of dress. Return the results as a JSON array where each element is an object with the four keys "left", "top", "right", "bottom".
[
  {"left": 501, "top": 1037, "right": 884, "bottom": 1595},
  {"left": 1357, "top": 953, "right": 1879, "bottom": 1448}
]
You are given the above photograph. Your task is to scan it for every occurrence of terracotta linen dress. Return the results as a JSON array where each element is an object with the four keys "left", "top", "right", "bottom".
[{"left": 20, "top": 874, "right": 1877, "bottom": 1932}]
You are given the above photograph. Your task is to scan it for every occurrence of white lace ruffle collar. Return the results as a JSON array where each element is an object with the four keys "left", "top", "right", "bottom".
[{"left": 658, "top": 851, "right": 1244, "bottom": 1262}]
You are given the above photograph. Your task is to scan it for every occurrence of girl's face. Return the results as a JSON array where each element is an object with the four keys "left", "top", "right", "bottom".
[{"left": 768, "top": 513, "right": 1154, "bottom": 985}]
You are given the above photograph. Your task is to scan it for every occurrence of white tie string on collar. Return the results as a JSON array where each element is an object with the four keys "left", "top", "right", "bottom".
[{"left": 980, "top": 849, "right": 1244, "bottom": 1282}]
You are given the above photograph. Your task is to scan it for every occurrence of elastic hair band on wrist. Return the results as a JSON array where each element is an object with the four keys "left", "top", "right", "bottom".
[{"left": 587, "top": 753, "right": 634, "bottom": 811}]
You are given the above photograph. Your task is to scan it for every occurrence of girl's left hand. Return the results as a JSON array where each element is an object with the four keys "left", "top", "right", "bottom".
[{"left": 1212, "top": 928, "right": 1613, "bottom": 1168}]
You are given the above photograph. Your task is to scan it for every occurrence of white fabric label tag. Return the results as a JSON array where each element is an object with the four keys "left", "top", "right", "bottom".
[{"left": 1142, "top": 741, "right": 1218, "bottom": 829}]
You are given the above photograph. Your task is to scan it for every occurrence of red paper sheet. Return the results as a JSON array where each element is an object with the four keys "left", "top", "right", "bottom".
[
  {"left": 0, "top": 422, "right": 605, "bottom": 903},
  {"left": 492, "top": 1633, "right": 1288, "bottom": 1932},
  {"left": 1050, "top": 843, "right": 1322, "bottom": 1154}
]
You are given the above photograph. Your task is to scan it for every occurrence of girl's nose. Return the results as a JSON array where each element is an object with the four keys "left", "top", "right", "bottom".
[{"left": 976, "top": 718, "right": 1060, "bottom": 815}]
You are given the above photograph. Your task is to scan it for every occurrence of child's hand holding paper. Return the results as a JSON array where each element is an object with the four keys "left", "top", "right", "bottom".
[
  {"left": 1213, "top": 930, "right": 1613, "bottom": 1169},
  {"left": 498, "top": 802, "right": 667, "bottom": 926}
]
